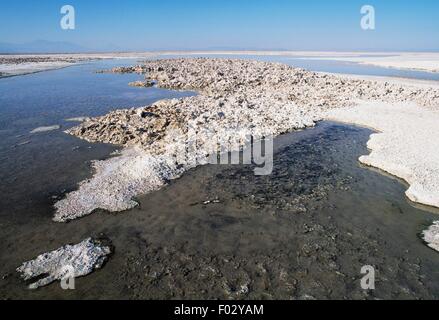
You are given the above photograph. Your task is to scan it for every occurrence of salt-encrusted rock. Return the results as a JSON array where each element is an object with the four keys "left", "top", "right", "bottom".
[
  {"left": 16, "top": 237, "right": 112, "bottom": 289},
  {"left": 423, "top": 221, "right": 439, "bottom": 252}
]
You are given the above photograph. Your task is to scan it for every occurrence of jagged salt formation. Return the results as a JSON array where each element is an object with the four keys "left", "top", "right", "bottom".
[
  {"left": 54, "top": 148, "right": 188, "bottom": 222},
  {"left": 56, "top": 58, "right": 439, "bottom": 222},
  {"left": 16, "top": 238, "right": 112, "bottom": 289}
]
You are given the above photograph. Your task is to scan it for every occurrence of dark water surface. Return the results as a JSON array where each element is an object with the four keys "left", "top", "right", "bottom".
[{"left": 0, "top": 60, "right": 438, "bottom": 299}]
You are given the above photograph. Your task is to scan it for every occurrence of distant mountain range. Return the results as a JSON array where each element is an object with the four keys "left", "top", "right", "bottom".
[
  {"left": 3, "top": 41, "right": 435, "bottom": 55},
  {"left": 0, "top": 41, "right": 290, "bottom": 54},
  {"left": 0, "top": 40, "right": 122, "bottom": 54}
]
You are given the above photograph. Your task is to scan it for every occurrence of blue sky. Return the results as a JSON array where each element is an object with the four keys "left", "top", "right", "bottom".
[{"left": 1, "top": 0, "right": 439, "bottom": 51}]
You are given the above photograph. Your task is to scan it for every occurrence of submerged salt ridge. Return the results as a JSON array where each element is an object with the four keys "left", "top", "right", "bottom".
[{"left": 56, "top": 58, "right": 439, "bottom": 223}]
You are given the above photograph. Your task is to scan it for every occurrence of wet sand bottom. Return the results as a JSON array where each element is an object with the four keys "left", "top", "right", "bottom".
[{"left": 1, "top": 122, "right": 438, "bottom": 299}]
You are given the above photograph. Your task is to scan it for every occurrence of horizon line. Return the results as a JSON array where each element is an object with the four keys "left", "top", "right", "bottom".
[{"left": 2, "top": 49, "right": 439, "bottom": 55}]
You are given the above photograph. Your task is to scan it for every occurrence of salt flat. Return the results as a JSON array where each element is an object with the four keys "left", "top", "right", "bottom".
[
  {"left": 298, "top": 52, "right": 439, "bottom": 73},
  {"left": 56, "top": 58, "right": 439, "bottom": 225}
]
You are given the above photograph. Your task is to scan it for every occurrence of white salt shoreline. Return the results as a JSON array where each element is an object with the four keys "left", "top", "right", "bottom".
[
  {"left": 0, "top": 52, "right": 159, "bottom": 78},
  {"left": 327, "top": 100, "right": 439, "bottom": 252},
  {"left": 0, "top": 55, "right": 100, "bottom": 78},
  {"left": 321, "top": 72, "right": 439, "bottom": 89},
  {"left": 295, "top": 52, "right": 439, "bottom": 73},
  {"left": 327, "top": 100, "right": 439, "bottom": 208},
  {"left": 156, "top": 51, "right": 439, "bottom": 73},
  {"left": 0, "top": 61, "right": 76, "bottom": 78}
]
